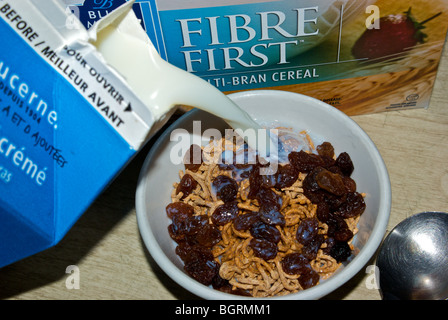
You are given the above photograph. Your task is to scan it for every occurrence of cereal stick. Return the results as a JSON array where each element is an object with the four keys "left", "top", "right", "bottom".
[
  {"left": 238, "top": 201, "right": 259, "bottom": 212},
  {"left": 255, "top": 261, "right": 273, "bottom": 290}
]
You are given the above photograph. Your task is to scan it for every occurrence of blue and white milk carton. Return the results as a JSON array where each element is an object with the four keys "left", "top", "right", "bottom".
[{"left": 0, "top": 0, "right": 156, "bottom": 267}]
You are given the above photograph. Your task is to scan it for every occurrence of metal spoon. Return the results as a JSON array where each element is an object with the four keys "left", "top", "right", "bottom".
[{"left": 376, "top": 211, "right": 448, "bottom": 300}]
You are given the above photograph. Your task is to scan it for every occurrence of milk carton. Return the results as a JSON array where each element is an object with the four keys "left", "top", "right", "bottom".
[
  {"left": 67, "top": 0, "right": 448, "bottom": 115},
  {"left": 0, "top": 0, "right": 156, "bottom": 267}
]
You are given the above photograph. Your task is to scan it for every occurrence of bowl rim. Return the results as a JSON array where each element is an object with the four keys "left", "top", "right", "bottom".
[{"left": 135, "top": 90, "right": 391, "bottom": 300}]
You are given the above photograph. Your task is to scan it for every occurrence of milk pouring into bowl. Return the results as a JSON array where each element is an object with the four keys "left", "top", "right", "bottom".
[{"left": 90, "top": 1, "right": 273, "bottom": 158}]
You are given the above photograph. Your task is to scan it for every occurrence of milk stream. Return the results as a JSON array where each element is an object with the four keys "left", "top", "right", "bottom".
[{"left": 91, "top": 7, "right": 272, "bottom": 157}]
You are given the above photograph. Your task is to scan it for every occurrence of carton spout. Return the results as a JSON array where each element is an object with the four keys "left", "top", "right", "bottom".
[{"left": 89, "top": 1, "right": 178, "bottom": 124}]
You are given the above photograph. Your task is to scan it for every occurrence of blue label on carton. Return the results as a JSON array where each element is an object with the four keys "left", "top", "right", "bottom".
[
  {"left": 0, "top": 0, "right": 150, "bottom": 267},
  {"left": 68, "top": 0, "right": 166, "bottom": 58}
]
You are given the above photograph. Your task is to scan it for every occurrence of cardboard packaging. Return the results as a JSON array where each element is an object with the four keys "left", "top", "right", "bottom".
[
  {"left": 67, "top": 0, "right": 448, "bottom": 115},
  {"left": 0, "top": 0, "right": 156, "bottom": 268}
]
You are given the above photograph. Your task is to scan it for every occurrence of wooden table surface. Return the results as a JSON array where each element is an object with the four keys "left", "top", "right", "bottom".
[{"left": 1, "top": 40, "right": 447, "bottom": 301}]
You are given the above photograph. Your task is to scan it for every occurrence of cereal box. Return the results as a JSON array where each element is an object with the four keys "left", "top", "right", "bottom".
[{"left": 66, "top": 0, "right": 448, "bottom": 115}]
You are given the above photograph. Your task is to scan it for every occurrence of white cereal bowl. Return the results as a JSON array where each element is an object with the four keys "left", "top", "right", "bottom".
[{"left": 135, "top": 90, "right": 391, "bottom": 300}]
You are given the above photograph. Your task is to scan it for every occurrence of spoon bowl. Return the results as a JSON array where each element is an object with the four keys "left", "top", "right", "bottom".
[{"left": 376, "top": 211, "right": 448, "bottom": 300}]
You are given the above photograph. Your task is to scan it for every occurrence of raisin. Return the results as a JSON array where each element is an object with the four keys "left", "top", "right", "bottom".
[
  {"left": 288, "top": 150, "right": 324, "bottom": 173},
  {"left": 211, "top": 276, "right": 239, "bottom": 296},
  {"left": 183, "top": 215, "right": 209, "bottom": 236},
  {"left": 175, "top": 242, "right": 213, "bottom": 263},
  {"left": 233, "top": 212, "right": 260, "bottom": 231},
  {"left": 176, "top": 174, "right": 198, "bottom": 199},
  {"left": 169, "top": 214, "right": 208, "bottom": 242},
  {"left": 303, "top": 188, "right": 326, "bottom": 206},
  {"left": 303, "top": 166, "right": 326, "bottom": 193},
  {"left": 320, "top": 155, "right": 336, "bottom": 169},
  {"left": 248, "top": 169, "right": 262, "bottom": 199},
  {"left": 305, "top": 167, "right": 348, "bottom": 213},
  {"left": 281, "top": 253, "right": 311, "bottom": 275},
  {"left": 336, "top": 192, "right": 366, "bottom": 218},
  {"left": 259, "top": 204, "right": 285, "bottom": 227},
  {"left": 168, "top": 223, "right": 185, "bottom": 242},
  {"left": 196, "top": 224, "right": 222, "bottom": 247},
  {"left": 328, "top": 165, "right": 343, "bottom": 175},
  {"left": 298, "top": 269, "right": 320, "bottom": 289},
  {"left": 336, "top": 152, "right": 354, "bottom": 176},
  {"left": 212, "top": 201, "right": 239, "bottom": 226},
  {"left": 183, "top": 144, "right": 203, "bottom": 172},
  {"left": 296, "top": 218, "right": 319, "bottom": 245},
  {"left": 316, "top": 169, "right": 346, "bottom": 196},
  {"left": 321, "top": 237, "right": 335, "bottom": 255},
  {"left": 256, "top": 187, "right": 281, "bottom": 210},
  {"left": 316, "top": 142, "right": 334, "bottom": 158},
  {"left": 333, "top": 226, "right": 354, "bottom": 242},
  {"left": 342, "top": 176, "right": 357, "bottom": 193},
  {"left": 316, "top": 201, "right": 330, "bottom": 223},
  {"left": 211, "top": 273, "right": 230, "bottom": 290},
  {"left": 325, "top": 192, "right": 348, "bottom": 212},
  {"left": 184, "top": 258, "right": 220, "bottom": 286},
  {"left": 175, "top": 243, "right": 191, "bottom": 261},
  {"left": 327, "top": 213, "right": 353, "bottom": 242},
  {"left": 275, "top": 164, "right": 298, "bottom": 188},
  {"left": 302, "top": 234, "right": 324, "bottom": 260},
  {"left": 249, "top": 238, "right": 278, "bottom": 260},
  {"left": 256, "top": 187, "right": 284, "bottom": 226},
  {"left": 247, "top": 160, "right": 272, "bottom": 198},
  {"left": 259, "top": 174, "right": 276, "bottom": 188},
  {"left": 168, "top": 207, "right": 200, "bottom": 242},
  {"left": 212, "top": 175, "right": 238, "bottom": 203},
  {"left": 250, "top": 221, "right": 281, "bottom": 243},
  {"left": 329, "top": 241, "right": 352, "bottom": 262},
  {"left": 166, "top": 202, "right": 194, "bottom": 219}
]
